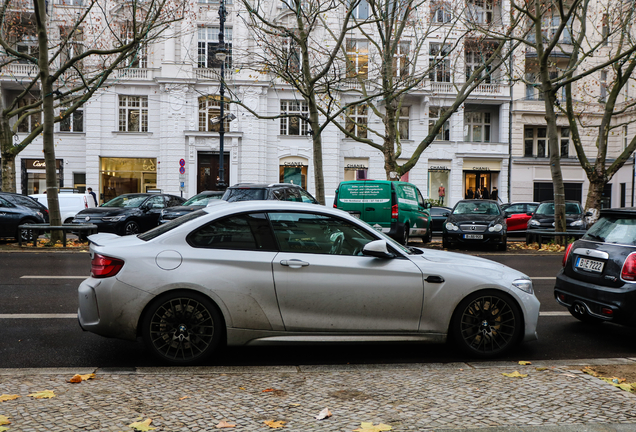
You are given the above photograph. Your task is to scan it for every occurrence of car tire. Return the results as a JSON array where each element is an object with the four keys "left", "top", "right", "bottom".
[
  {"left": 451, "top": 289, "right": 523, "bottom": 358},
  {"left": 442, "top": 237, "right": 450, "bottom": 249},
  {"left": 141, "top": 291, "right": 223, "bottom": 365},
  {"left": 123, "top": 220, "right": 140, "bottom": 235},
  {"left": 498, "top": 241, "right": 507, "bottom": 252},
  {"left": 18, "top": 218, "right": 37, "bottom": 242},
  {"left": 402, "top": 224, "right": 410, "bottom": 245},
  {"left": 568, "top": 306, "right": 604, "bottom": 325},
  {"left": 422, "top": 226, "right": 433, "bottom": 243}
]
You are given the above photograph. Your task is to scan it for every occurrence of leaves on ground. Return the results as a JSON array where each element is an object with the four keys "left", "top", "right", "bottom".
[
  {"left": 0, "top": 427, "right": 8, "bottom": 432},
  {"left": 0, "top": 395, "right": 20, "bottom": 402},
  {"left": 128, "top": 418, "right": 156, "bottom": 431},
  {"left": 68, "top": 373, "right": 96, "bottom": 383},
  {"left": 179, "top": 396, "right": 190, "bottom": 400},
  {"left": 535, "top": 367, "right": 548, "bottom": 371},
  {"left": 502, "top": 371, "right": 528, "bottom": 378},
  {"left": 0, "top": 415, "right": 10, "bottom": 425},
  {"left": 353, "top": 422, "right": 393, "bottom": 431},
  {"left": 583, "top": 368, "right": 636, "bottom": 393},
  {"left": 315, "top": 407, "right": 332, "bottom": 420},
  {"left": 215, "top": 420, "right": 236, "bottom": 428},
  {"left": 518, "top": 361, "right": 532, "bottom": 365},
  {"left": 27, "top": 390, "right": 55, "bottom": 399},
  {"left": 262, "top": 388, "right": 276, "bottom": 392},
  {"left": 263, "top": 420, "right": 286, "bottom": 428}
]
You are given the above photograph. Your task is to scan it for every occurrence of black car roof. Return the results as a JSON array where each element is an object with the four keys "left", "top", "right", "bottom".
[{"left": 600, "top": 207, "right": 636, "bottom": 217}]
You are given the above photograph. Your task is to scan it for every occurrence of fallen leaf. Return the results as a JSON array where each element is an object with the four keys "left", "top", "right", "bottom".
[
  {"left": 0, "top": 415, "right": 9, "bottom": 425},
  {"left": 262, "top": 388, "right": 276, "bottom": 392},
  {"left": 215, "top": 420, "right": 236, "bottom": 428},
  {"left": 68, "top": 373, "right": 96, "bottom": 383},
  {"left": 28, "top": 390, "right": 55, "bottom": 399},
  {"left": 179, "top": 396, "right": 190, "bottom": 400},
  {"left": 535, "top": 367, "right": 548, "bottom": 371},
  {"left": 0, "top": 395, "right": 20, "bottom": 402},
  {"left": 263, "top": 419, "right": 286, "bottom": 428},
  {"left": 128, "top": 418, "right": 156, "bottom": 431},
  {"left": 502, "top": 371, "right": 528, "bottom": 378},
  {"left": 315, "top": 407, "right": 332, "bottom": 420},
  {"left": 289, "top": 403, "right": 301, "bottom": 407},
  {"left": 353, "top": 422, "right": 393, "bottom": 431},
  {"left": 518, "top": 361, "right": 532, "bottom": 365},
  {"left": 561, "top": 373, "right": 577, "bottom": 378},
  {"left": 239, "top": 387, "right": 246, "bottom": 390},
  {"left": 0, "top": 427, "right": 8, "bottom": 432}
]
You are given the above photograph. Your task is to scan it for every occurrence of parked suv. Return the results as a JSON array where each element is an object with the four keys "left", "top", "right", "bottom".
[
  {"left": 222, "top": 183, "right": 319, "bottom": 204},
  {"left": 556, "top": 207, "right": 636, "bottom": 326},
  {"left": 334, "top": 180, "right": 432, "bottom": 245},
  {"left": 0, "top": 192, "right": 49, "bottom": 241},
  {"left": 159, "top": 191, "right": 224, "bottom": 224},
  {"left": 526, "top": 200, "right": 589, "bottom": 244},
  {"left": 30, "top": 193, "right": 95, "bottom": 224}
]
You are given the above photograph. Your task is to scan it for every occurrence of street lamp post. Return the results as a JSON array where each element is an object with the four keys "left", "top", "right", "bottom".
[{"left": 216, "top": 0, "right": 228, "bottom": 190}]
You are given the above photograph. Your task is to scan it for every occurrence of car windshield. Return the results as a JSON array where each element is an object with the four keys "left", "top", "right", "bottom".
[
  {"left": 223, "top": 188, "right": 267, "bottom": 202},
  {"left": 139, "top": 210, "right": 208, "bottom": 241},
  {"left": 183, "top": 194, "right": 222, "bottom": 206},
  {"left": 453, "top": 202, "right": 500, "bottom": 215},
  {"left": 584, "top": 216, "right": 636, "bottom": 245},
  {"left": 535, "top": 202, "right": 581, "bottom": 215},
  {"left": 102, "top": 195, "right": 148, "bottom": 208}
]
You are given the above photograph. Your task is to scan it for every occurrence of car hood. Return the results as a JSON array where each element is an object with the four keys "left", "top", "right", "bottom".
[
  {"left": 76, "top": 207, "right": 137, "bottom": 217},
  {"left": 532, "top": 214, "right": 582, "bottom": 222},
  {"left": 446, "top": 214, "right": 502, "bottom": 223}
]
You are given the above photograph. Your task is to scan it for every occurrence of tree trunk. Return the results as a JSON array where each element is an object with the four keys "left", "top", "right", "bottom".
[
  {"left": 585, "top": 179, "right": 605, "bottom": 224},
  {"left": 0, "top": 118, "right": 17, "bottom": 193},
  {"left": 308, "top": 102, "right": 324, "bottom": 205}
]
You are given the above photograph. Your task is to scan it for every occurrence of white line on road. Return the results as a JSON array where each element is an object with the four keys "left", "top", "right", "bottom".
[
  {"left": 539, "top": 311, "right": 571, "bottom": 316},
  {"left": 531, "top": 277, "right": 557, "bottom": 280},
  {"left": 20, "top": 276, "right": 87, "bottom": 279}
]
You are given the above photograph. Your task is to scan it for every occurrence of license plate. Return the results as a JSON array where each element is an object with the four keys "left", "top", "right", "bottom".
[
  {"left": 576, "top": 257, "right": 604, "bottom": 273},
  {"left": 464, "top": 234, "right": 483, "bottom": 239}
]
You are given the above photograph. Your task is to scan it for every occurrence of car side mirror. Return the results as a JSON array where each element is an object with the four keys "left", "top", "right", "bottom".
[
  {"left": 526, "top": 212, "right": 533, "bottom": 216},
  {"left": 442, "top": 212, "right": 450, "bottom": 217},
  {"left": 504, "top": 212, "right": 511, "bottom": 218},
  {"left": 362, "top": 240, "right": 395, "bottom": 259},
  {"left": 426, "top": 203, "right": 431, "bottom": 209},
  {"left": 585, "top": 211, "right": 593, "bottom": 217}
]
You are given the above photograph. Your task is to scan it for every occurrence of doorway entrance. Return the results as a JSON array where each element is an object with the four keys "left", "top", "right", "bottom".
[
  {"left": 197, "top": 152, "right": 230, "bottom": 192},
  {"left": 464, "top": 171, "right": 495, "bottom": 199}
]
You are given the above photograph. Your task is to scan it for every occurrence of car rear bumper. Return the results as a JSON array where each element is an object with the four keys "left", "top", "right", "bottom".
[{"left": 555, "top": 270, "right": 636, "bottom": 325}]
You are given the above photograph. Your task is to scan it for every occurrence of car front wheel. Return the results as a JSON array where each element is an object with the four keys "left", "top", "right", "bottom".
[
  {"left": 123, "top": 220, "right": 140, "bottom": 235},
  {"left": 451, "top": 290, "right": 522, "bottom": 358},
  {"left": 141, "top": 291, "right": 223, "bottom": 365}
]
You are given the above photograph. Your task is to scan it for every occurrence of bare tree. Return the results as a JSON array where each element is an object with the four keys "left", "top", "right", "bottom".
[{"left": 0, "top": 0, "right": 185, "bottom": 231}]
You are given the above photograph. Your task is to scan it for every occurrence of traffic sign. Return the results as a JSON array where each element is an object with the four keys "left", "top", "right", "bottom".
[
  {"left": 179, "top": 166, "right": 185, "bottom": 175},
  {"left": 179, "top": 158, "right": 185, "bottom": 167}
]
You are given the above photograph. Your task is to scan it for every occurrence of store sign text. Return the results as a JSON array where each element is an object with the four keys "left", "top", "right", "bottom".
[
  {"left": 472, "top": 166, "right": 491, "bottom": 171},
  {"left": 429, "top": 166, "right": 450, "bottom": 171},
  {"left": 283, "top": 162, "right": 307, "bottom": 167}
]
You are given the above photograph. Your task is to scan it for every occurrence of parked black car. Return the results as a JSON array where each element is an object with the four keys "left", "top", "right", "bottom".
[
  {"left": 73, "top": 193, "right": 185, "bottom": 235},
  {"left": 555, "top": 207, "right": 636, "bottom": 325},
  {"left": 0, "top": 192, "right": 49, "bottom": 241},
  {"left": 223, "top": 183, "right": 319, "bottom": 204},
  {"left": 430, "top": 206, "right": 452, "bottom": 234},
  {"left": 526, "top": 200, "right": 589, "bottom": 244},
  {"left": 442, "top": 199, "right": 507, "bottom": 251},
  {"left": 159, "top": 191, "right": 224, "bottom": 224}
]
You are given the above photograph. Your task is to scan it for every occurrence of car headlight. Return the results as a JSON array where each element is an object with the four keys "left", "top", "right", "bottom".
[
  {"left": 36, "top": 212, "right": 43, "bottom": 218},
  {"left": 160, "top": 209, "right": 166, "bottom": 216},
  {"left": 529, "top": 220, "right": 541, "bottom": 227},
  {"left": 445, "top": 222, "right": 459, "bottom": 231},
  {"left": 512, "top": 278, "right": 533, "bottom": 294},
  {"left": 488, "top": 223, "right": 504, "bottom": 232},
  {"left": 102, "top": 215, "right": 125, "bottom": 222},
  {"left": 570, "top": 220, "right": 584, "bottom": 227}
]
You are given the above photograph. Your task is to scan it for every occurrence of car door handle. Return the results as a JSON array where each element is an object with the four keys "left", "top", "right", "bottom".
[
  {"left": 425, "top": 275, "right": 445, "bottom": 283},
  {"left": 365, "top": 207, "right": 375, "bottom": 211},
  {"left": 280, "top": 259, "right": 310, "bottom": 269}
]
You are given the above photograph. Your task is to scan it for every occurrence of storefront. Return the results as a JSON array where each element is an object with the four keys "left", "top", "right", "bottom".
[
  {"left": 463, "top": 159, "right": 500, "bottom": 200},
  {"left": 197, "top": 151, "right": 230, "bottom": 192},
  {"left": 428, "top": 162, "right": 451, "bottom": 205},
  {"left": 21, "top": 158, "right": 63, "bottom": 195},
  {"left": 100, "top": 157, "right": 157, "bottom": 203},
  {"left": 279, "top": 156, "right": 308, "bottom": 188},
  {"left": 344, "top": 158, "right": 368, "bottom": 181}
]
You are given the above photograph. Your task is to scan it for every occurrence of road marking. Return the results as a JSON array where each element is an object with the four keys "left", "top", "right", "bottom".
[
  {"left": 531, "top": 277, "right": 556, "bottom": 280},
  {"left": 20, "top": 276, "right": 87, "bottom": 279},
  {"left": 540, "top": 311, "right": 570, "bottom": 316},
  {"left": 0, "top": 314, "right": 77, "bottom": 319}
]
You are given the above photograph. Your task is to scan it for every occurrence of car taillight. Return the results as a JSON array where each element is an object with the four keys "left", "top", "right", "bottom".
[
  {"left": 392, "top": 204, "right": 399, "bottom": 219},
  {"left": 621, "top": 254, "right": 636, "bottom": 281},
  {"left": 91, "top": 253, "right": 124, "bottom": 278},
  {"left": 562, "top": 243, "right": 574, "bottom": 267}
]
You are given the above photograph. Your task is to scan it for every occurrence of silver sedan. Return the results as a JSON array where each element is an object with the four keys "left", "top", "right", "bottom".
[{"left": 78, "top": 201, "right": 540, "bottom": 364}]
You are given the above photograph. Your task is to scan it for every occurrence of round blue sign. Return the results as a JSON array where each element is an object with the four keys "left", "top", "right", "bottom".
[
  {"left": 179, "top": 158, "right": 186, "bottom": 167},
  {"left": 179, "top": 166, "right": 185, "bottom": 174}
]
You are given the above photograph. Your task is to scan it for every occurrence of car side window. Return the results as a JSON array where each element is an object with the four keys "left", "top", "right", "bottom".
[
  {"left": 12, "top": 195, "right": 38, "bottom": 208},
  {"left": 416, "top": 190, "right": 426, "bottom": 207},
  {"left": 188, "top": 213, "right": 277, "bottom": 251},
  {"left": 271, "top": 189, "right": 285, "bottom": 201},
  {"left": 506, "top": 204, "right": 525, "bottom": 214},
  {"left": 285, "top": 188, "right": 303, "bottom": 202},
  {"left": 146, "top": 196, "right": 165, "bottom": 209},
  {"left": 268, "top": 212, "right": 377, "bottom": 255},
  {"left": 527, "top": 204, "right": 538, "bottom": 213},
  {"left": 166, "top": 196, "right": 182, "bottom": 207},
  {"left": 0, "top": 197, "right": 14, "bottom": 208},
  {"left": 298, "top": 189, "right": 317, "bottom": 204}
]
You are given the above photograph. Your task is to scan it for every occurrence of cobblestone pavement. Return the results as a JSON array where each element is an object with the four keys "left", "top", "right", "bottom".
[{"left": 1, "top": 359, "right": 636, "bottom": 431}]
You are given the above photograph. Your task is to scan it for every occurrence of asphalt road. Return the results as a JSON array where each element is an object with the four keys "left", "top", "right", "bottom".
[{"left": 1, "top": 247, "right": 635, "bottom": 368}]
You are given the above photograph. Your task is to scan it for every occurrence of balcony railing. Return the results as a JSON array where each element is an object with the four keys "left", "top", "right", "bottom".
[
  {"left": 195, "top": 67, "right": 234, "bottom": 81},
  {"left": 428, "top": 81, "right": 505, "bottom": 95},
  {"left": 1, "top": 63, "right": 38, "bottom": 77},
  {"left": 112, "top": 68, "right": 154, "bottom": 80}
]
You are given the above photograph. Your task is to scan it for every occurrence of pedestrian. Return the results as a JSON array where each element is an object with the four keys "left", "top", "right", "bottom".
[
  {"left": 438, "top": 184, "right": 445, "bottom": 205},
  {"left": 474, "top": 188, "right": 481, "bottom": 199},
  {"left": 482, "top": 187, "right": 490, "bottom": 200},
  {"left": 87, "top": 187, "right": 98, "bottom": 206},
  {"left": 466, "top": 187, "right": 474, "bottom": 199},
  {"left": 491, "top": 187, "right": 499, "bottom": 202}
]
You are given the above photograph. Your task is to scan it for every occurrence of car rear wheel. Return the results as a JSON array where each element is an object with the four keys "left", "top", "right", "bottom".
[
  {"left": 123, "top": 220, "right": 140, "bottom": 235},
  {"left": 18, "top": 218, "right": 37, "bottom": 242},
  {"left": 451, "top": 290, "right": 522, "bottom": 358},
  {"left": 141, "top": 291, "right": 223, "bottom": 365},
  {"left": 401, "top": 224, "right": 410, "bottom": 245}
]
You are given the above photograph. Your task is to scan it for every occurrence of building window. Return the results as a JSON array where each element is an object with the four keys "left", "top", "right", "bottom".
[
  {"left": 352, "top": 0, "right": 369, "bottom": 19},
  {"left": 280, "top": 100, "right": 309, "bottom": 135},
  {"left": 344, "top": 158, "right": 368, "bottom": 181},
  {"left": 600, "top": 70, "right": 608, "bottom": 102},
  {"left": 199, "top": 0, "right": 233, "bottom": 4},
  {"left": 73, "top": 172, "right": 86, "bottom": 194},
  {"left": 59, "top": 106, "right": 83, "bottom": 132},
  {"left": 282, "top": 37, "right": 301, "bottom": 74},
  {"left": 624, "top": 125, "right": 630, "bottom": 150},
  {"left": 467, "top": 0, "right": 493, "bottom": 24},
  {"left": 429, "top": 43, "right": 451, "bottom": 82},
  {"left": 431, "top": 1, "right": 451, "bottom": 23},
  {"left": 524, "top": 127, "right": 547, "bottom": 157},
  {"left": 429, "top": 106, "right": 450, "bottom": 140},
  {"left": 198, "top": 27, "right": 232, "bottom": 69},
  {"left": 465, "top": 44, "right": 493, "bottom": 82},
  {"left": 15, "top": 35, "right": 38, "bottom": 64},
  {"left": 199, "top": 96, "right": 231, "bottom": 132},
  {"left": 346, "top": 39, "right": 369, "bottom": 78},
  {"left": 118, "top": 96, "right": 148, "bottom": 132},
  {"left": 345, "top": 104, "right": 368, "bottom": 138},
  {"left": 602, "top": 13, "right": 609, "bottom": 46},
  {"left": 464, "top": 112, "right": 490, "bottom": 142},
  {"left": 59, "top": 26, "right": 84, "bottom": 67},
  {"left": 393, "top": 41, "right": 410, "bottom": 78},
  {"left": 560, "top": 127, "right": 570, "bottom": 157},
  {"left": 16, "top": 98, "right": 41, "bottom": 133},
  {"left": 56, "top": 0, "right": 82, "bottom": 5},
  {"left": 398, "top": 106, "right": 409, "bottom": 139}
]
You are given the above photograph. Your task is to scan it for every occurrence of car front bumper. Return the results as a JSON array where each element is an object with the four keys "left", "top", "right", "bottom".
[
  {"left": 555, "top": 269, "right": 636, "bottom": 326},
  {"left": 444, "top": 231, "right": 506, "bottom": 245}
]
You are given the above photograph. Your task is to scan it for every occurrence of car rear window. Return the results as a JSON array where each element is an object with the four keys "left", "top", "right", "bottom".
[
  {"left": 536, "top": 202, "right": 581, "bottom": 215},
  {"left": 223, "top": 188, "right": 267, "bottom": 202},
  {"left": 583, "top": 216, "right": 636, "bottom": 245},
  {"left": 138, "top": 210, "right": 208, "bottom": 241}
]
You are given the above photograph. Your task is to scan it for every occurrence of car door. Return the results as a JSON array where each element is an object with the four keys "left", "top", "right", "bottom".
[
  {"left": 411, "top": 188, "right": 431, "bottom": 237},
  {"left": 140, "top": 195, "right": 166, "bottom": 230},
  {"left": 269, "top": 211, "right": 425, "bottom": 332},
  {"left": 0, "top": 197, "right": 19, "bottom": 236},
  {"left": 504, "top": 203, "right": 528, "bottom": 232}
]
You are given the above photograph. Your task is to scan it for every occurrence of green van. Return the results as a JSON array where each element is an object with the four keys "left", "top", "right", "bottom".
[{"left": 334, "top": 180, "right": 432, "bottom": 245}]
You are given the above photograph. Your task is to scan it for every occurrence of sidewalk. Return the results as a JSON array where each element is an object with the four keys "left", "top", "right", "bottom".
[{"left": 1, "top": 359, "right": 636, "bottom": 431}]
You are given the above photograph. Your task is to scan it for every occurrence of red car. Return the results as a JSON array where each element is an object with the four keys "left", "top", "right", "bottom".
[{"left": 502, "top": 202, "right": 539, "bottom": 233}]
